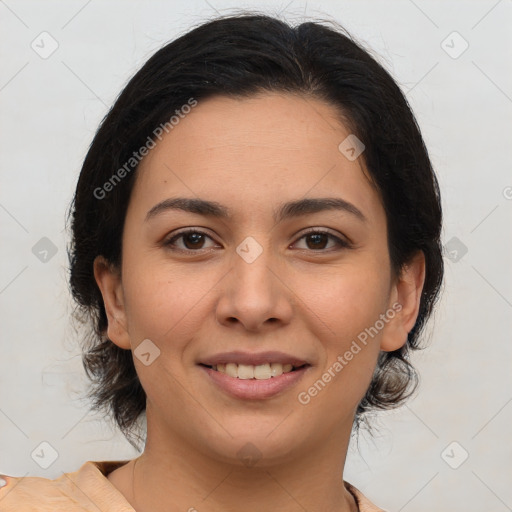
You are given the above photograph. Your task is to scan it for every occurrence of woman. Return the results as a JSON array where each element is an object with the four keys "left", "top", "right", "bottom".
[{"left": 0, "top": 12, "right": 443, "bottom": 511}]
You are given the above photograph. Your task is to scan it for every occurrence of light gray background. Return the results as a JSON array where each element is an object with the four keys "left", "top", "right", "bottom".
[{"left": 1, "top": 1, "right": 511, "bottom": 511}]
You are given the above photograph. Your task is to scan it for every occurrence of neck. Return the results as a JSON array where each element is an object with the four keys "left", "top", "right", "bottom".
[{"left": 124, "top": 412, "right": 358, "bottom": 512}]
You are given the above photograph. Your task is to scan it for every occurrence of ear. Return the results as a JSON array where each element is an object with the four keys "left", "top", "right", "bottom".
[
  {"left": 93, "top": 255, "right": 131, "bottom": 350},
  {"left": 380, "top": 251, "right": 426, "bottom": 352}
]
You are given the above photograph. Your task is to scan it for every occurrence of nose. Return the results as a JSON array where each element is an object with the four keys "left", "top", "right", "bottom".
[{"left": 215, "top": 237, "right": 294, "bottom": 333}]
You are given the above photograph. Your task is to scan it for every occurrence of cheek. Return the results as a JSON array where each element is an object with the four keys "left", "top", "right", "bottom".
[
  {"left": 119, "top": 260, "right": 209, "bottom": 406},
  {"left": 121, "top": 257, "right": 210, "bottom": 346},
  {"left": 295, "top": 270, "right": 387, "bottom": 420},
  {"left": 297, "top": 261, "right": 390, "bottom": 340},
  {"left": 294, "top": 261, "right": 389, "bottom": 404}
]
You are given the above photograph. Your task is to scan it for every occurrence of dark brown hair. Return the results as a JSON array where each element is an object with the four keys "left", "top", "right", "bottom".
[{"left": 66, "top": 12, "right": 443, "bottom": 449}]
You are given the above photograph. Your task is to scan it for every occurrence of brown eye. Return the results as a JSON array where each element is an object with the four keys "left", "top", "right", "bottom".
[
  {"left": 181, "top": 232, "right": 206, "bottom": 249},
  {"left": 164, "top": 228, "right": 351, "bottom": 254},
  {"left": 294, "top": 229, "right": 351, "bottom": 251},
  {"left": 305, "top": 232, "right": 329, "bottom": 250},
  {"left": 164, "top": 229, "right": 216, "bottom": 251}
]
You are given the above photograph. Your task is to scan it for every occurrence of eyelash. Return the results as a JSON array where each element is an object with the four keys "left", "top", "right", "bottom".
[{"left": 163, "top": 228, "right": 352, "bottom": 253}]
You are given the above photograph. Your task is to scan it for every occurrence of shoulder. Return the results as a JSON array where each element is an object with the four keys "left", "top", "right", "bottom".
[
  {"left": 0, "top": 471, "right": 71, "bottom": 511},
  {"left": 0, "top": 460, "right": 134, "bottom": 512},
  {"left": 345, "top": 481, "right": 390, "bottom": 512}
]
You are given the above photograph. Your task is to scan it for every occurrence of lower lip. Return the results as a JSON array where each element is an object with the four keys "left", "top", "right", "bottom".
[{"left": 199, "top": 365, "right": 310, "bottom": 400}]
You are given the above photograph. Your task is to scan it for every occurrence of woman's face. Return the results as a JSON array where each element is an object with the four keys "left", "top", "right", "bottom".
[{"left": 95, "top": 92, "right": 423, "bottom": 466}]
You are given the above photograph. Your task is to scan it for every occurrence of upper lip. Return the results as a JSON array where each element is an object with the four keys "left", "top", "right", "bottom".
[{"left": 199, "top": 351, "right": 310, "bottom": 367}]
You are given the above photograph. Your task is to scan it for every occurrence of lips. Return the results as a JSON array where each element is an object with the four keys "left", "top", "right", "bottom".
[
  {"left": 203, "top": 362, "right": 308, "bottom": 380},
  {"left": 199, "top": 363, "right": 310, "bottom": 400},
  {"left": 197, "top": 350, "right": 311, "bottom": 399},
  {"left": 198, "top": 350, "right": 309, "bottom": 367}
]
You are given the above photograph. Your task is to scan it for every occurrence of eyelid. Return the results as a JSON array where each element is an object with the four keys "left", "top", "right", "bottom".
[
  {"left": 163, "top": 226, "right": 352, "bottom": 252},
  {"left": 163, "top": 228, "right": 219, "bottom": 250},
  {"left": 295, "top": 227, "right": 352, "bottom": 249}
]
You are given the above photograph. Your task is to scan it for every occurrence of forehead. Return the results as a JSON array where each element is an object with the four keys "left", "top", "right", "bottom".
[{"left": 130, "top": 92, "right": 383, "bottom": 225}]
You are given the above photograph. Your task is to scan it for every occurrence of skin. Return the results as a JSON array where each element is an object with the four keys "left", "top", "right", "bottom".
[{"left": 94, "top": 92, "right": 425, "bottom": 512}]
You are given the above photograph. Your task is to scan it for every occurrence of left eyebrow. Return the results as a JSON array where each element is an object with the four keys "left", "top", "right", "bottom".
[
  {"left": 145, "top": 196, "right": 367, "bottom": 224},
  {"left": 274, "top": 197, "right": 367, "bottom": 224}
]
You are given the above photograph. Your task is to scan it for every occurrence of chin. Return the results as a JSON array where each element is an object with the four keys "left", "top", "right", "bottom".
[{"left": 198, "top": 422, "right": 307, "bottom": 468}]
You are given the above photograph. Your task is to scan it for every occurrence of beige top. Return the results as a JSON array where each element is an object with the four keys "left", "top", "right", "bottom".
[{"left": 0, "top": 460, "right": 385, "bottom": 511}]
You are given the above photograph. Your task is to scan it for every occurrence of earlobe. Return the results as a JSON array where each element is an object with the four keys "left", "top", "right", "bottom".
[
  {"left": 380, "top": 251, "right": 426, "bottom": 352},
  {"left": 93, "top": 255, "right": 131, "bottom": 350}
]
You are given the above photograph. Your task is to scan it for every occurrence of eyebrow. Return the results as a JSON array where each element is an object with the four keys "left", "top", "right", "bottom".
[{"left": 145, "top": 196, "right": 367, "bottom": 224}]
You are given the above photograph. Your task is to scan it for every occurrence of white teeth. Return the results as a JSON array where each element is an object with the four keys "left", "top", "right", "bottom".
[
  {"left": 254, "top": 363, "right": 271, "bottom": 380},
  {"left": 212, "top": 362, "right": 298, "bottom": 379},
  {"left": 237, "top": 364, "right": 254, "bottom": 380},
  {"left": 225, "top": 363, "right": 238, "bottom": 378},
  {"left": 270, "top": 363, "right": 283, "bottom": 377}
]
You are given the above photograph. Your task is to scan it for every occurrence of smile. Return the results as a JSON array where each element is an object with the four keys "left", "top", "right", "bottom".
[
  {"left": 204, "top": 362, "right": 306, "bottom": 380},
  {"left": 199, "top": 363, "right": 311, "bottom": 400}
]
